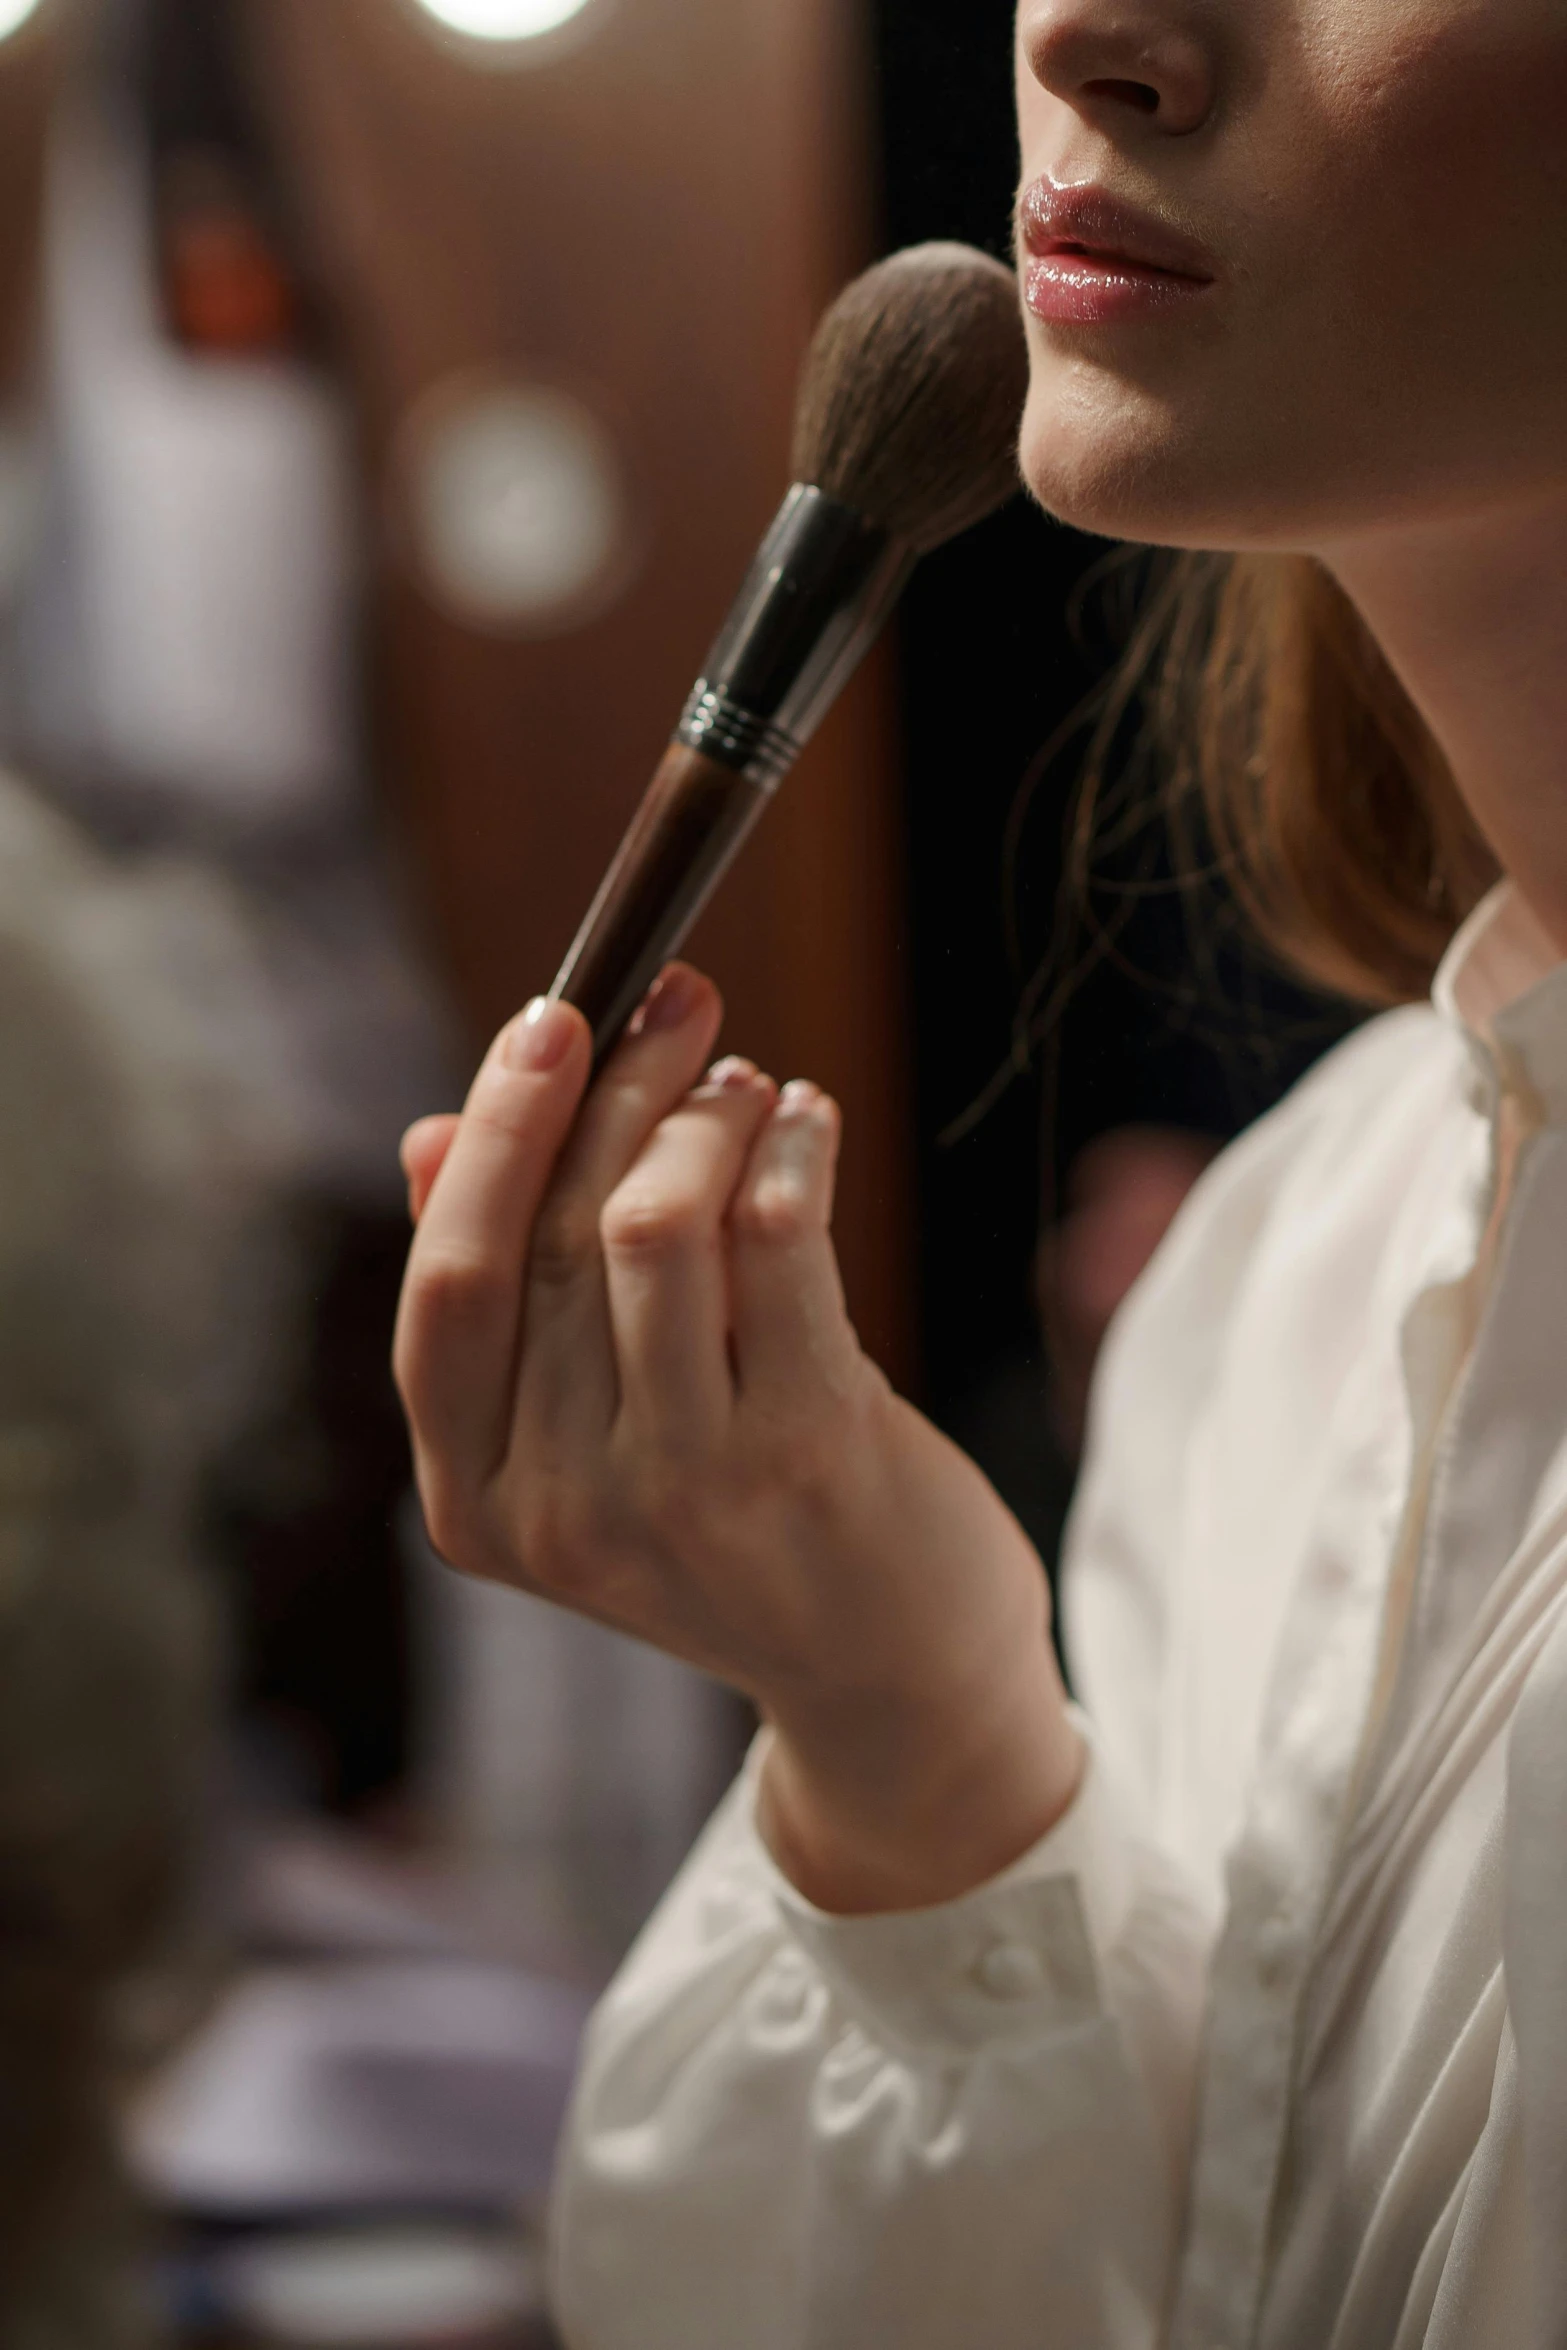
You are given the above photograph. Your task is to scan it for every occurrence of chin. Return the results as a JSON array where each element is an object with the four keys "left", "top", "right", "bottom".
[{"left": 1017, "top": 373, "right": 1294, "bottom": 554}]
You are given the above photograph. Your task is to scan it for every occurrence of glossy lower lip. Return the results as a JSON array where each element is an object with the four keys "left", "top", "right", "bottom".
[{"left": 1023, "top": 251, "right": 1213, "bottom": 325}]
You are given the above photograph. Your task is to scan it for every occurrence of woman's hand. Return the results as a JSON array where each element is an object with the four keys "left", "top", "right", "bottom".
[{"left": 394, "top": 966, "right": 1082, "bottom": 1915}]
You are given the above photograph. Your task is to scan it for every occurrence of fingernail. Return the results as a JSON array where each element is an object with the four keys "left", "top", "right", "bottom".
[
  {"left": 708, "top": 1056, "right": 760, "bottom": 1091},
  {"left": 634, "top": 965, "right": 703, "bottom": 1036},
  {"left": 778, "top": 1079, "right": 824, "bottom": 1117},
  {"left": 501, "top": 998, "right": 576, "bottom": 1073}
]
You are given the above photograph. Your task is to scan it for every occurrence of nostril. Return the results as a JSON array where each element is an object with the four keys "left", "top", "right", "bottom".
[{"left": 1083, "top": 77, "right": 1161, "bottom": 114}]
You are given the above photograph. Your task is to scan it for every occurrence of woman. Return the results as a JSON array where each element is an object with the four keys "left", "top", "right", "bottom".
[{"left": 394, "top": 0, "right": 1567, "bottom": 2340}]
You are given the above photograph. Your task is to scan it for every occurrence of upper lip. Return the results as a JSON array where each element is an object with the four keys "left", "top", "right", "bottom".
[{"left": 1019, "top": 180, "right": 1218, "bottom": 282}]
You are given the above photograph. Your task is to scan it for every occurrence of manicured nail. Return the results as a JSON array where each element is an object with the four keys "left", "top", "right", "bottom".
[
  {"left": 634, "top": 965, "right": 703, "bottom": 1036},
  {"left": 778, "top": 1079, "right": 824, "bottom": 1117},
  {"left": 501, "top": 998, "right": 576, "bottom": 1073},
  {"left": 708, "top": 1056, "right": 760, "bottom": 1091}
]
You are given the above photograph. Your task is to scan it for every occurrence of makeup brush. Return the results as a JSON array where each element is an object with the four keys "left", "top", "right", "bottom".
[{"left": 550, "top": 241, "right": 1029, "bottom": 1062}]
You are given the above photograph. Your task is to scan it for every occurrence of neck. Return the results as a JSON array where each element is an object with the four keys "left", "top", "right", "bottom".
[{"left": 1321, "top": 489, "right": 1567, "bottom": 959}]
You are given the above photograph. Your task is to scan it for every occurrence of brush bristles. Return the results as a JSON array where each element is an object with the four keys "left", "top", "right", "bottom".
[{"left": 790, "top": 242, "right": 1028, "bottom": 556}]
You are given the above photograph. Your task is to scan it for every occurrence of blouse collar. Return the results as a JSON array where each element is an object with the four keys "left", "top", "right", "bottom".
[{"left": 1432, "top": 882, "right": 1567, "bottom": 1125}]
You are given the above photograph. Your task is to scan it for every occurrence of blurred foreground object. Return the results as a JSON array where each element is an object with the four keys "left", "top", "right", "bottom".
[{"left": 0, "top": 774, "right": 291, "bottom": 2343}]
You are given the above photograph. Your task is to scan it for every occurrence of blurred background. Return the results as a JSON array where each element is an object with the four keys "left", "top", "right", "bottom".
[{"left": 0, "top": 1, "right": 1349, "bottom": 2344}]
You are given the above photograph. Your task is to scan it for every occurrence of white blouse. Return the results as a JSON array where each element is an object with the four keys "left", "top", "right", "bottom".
[{"left": 549, "top": 882, "right": 1567, "bottom": 2350}]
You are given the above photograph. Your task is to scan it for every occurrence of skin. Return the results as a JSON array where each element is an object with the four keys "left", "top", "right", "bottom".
[
  {"left": 1015, "top": 0, "right": 1567, "bottom": 947},
  {"left": 397, "top": 0, "right": 1567, "bottom": 1915}
]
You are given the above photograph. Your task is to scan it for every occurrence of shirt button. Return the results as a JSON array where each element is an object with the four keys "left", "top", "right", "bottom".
[{"left": 973, "top": 1943, "right": 1049, "bottom": 2001}]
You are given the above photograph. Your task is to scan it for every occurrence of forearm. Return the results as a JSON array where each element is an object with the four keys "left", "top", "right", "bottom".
[{"left": 755, "top": 1642, "right": 1085, "bottom": 1916}]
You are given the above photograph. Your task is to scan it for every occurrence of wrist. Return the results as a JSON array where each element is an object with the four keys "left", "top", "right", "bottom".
[{"left": 756, "top": 1652, "right": 1084, "bottom": 1916}]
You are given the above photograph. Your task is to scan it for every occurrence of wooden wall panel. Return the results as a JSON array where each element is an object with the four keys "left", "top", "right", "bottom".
[{"left": 250, "top": 0, "right": 916, "bottom": 1385}]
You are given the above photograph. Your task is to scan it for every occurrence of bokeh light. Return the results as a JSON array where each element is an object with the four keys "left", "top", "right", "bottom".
[
  {"left": 0, "top": 0, "right": 44, "bottom": 42},
  {"left": 408, "top": 0, "right": 594, "bottom": 42},
  {"left": 400, "top": 380, "right": 632, "bottom": 634}
]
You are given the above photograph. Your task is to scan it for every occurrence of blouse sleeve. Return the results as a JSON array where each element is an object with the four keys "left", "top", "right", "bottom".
[{"left": 548, "top": 1716, "right": 1213, "bottom": 2350}]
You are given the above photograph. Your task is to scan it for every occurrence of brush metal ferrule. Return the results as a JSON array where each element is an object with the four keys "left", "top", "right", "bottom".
[
  {"left": 674, "top": 691, "right": 800, "bottom": 788},
  {"left": 675, "top": 484, "right": 915, "bottom": 786}
]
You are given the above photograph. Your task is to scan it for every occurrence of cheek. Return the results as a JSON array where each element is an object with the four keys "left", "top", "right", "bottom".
[
  {"left": 1330, "top": 16, "right": 1567, "bottom": 244},
  {"left": 1282, "top": 7, "right": 1567, "bottom": 439}
]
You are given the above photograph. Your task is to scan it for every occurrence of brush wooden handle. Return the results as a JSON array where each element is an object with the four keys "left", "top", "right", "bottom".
[{"left": 550, "top": 742, "right": 775, "bottom": 1066}]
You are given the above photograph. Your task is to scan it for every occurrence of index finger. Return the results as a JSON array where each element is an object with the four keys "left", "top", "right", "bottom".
[{"left": 394, "top": 996, "right": 591, "bottom": 1481}]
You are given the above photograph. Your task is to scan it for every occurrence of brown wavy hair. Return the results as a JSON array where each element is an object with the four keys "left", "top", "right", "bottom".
[
  {"left": 1110, "top": 551, "right": 1498, "bottom": 1007},
  {"left": 955, "top": 548, "right": 1498, "bottom": 1148}
]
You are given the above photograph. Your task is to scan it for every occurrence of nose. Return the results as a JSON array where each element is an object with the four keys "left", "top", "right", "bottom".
[{"left": 1020, "top": 1, "right": 1216, "bottom": 137}]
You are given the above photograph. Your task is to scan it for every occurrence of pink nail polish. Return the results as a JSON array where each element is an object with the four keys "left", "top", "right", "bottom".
[
  {"left": 708, "top": 1056, "right": 760, "bottom": 1090},
  {"left": 635, "top": 965, "right": 703, "bottom": 1035},
  {"left": 778, "top": 1079, "right": 823, "bottom": 1116},
  {"left": 502, "top": 998, "right": 576, "bottom": 1073}
]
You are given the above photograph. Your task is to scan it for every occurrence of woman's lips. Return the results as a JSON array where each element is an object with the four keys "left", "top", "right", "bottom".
[
  {"left": 1023, "top": 251, "right": 1210, "bottom": 324},
  {"left": 1019, "top": 179, "right": 1217, "bottom": 325}
]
